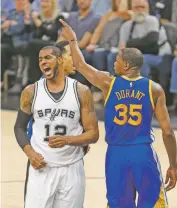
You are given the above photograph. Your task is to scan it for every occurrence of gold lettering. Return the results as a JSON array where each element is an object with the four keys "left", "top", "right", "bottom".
[
  {"left": 116, "top": 92, "right": 122, "bottom": 100},
  {"left": 131, "top": 90, "right": 135, "bottom": 98},
  {"left": 139, "top": 93, "right": 145, "bottom": 100},
  {"left": 126, "top": 90, "right": 130, "bottom": 98},
  {"left": 135, "top": 91, "right": 141, "bottom": 100},
  {"left": 120, "top": 90, "right": 125, "bottom": 98}
]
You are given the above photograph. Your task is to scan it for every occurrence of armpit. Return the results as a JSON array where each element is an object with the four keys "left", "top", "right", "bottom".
[{"left": 20, "top": 84, "right": 35, "bottom": 115}]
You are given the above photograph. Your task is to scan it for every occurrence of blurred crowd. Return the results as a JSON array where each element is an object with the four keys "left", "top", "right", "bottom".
[{"left": 1, "top": 0, "right": 177, "bottom": 112}]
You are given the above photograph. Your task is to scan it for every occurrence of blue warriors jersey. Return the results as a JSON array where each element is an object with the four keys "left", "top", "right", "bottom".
[{"left": 104, "top": 76, "right": 155, "bottom": 145}]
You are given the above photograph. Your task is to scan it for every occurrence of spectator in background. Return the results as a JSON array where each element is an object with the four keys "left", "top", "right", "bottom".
[
  {"left": 172, "top": 0, "right": 177, "bottom": 24},
  {"left": 1, "top": 0, "right": 32, "bottom": 91},
  {"left": 31, "top": 0, "right": 61, "bottom": 12},
  {"left": 59, "top": 0, "right": 78, "bottom": 13},
  {"left": 59, "top": 0, "right": 100, "bottom": 49},
  {"left": 108, "top": 0, "right": 172, "bottom": 92},
  {"left": 91, "top": 0, "right": 112, "bottom": 17},
  {"left": 169, "top": 48, "right": 177, "bottom": 112},
  {"left": 83, "top": 0, "right": 131, "bottom": 73},
  {"left": 26, "top": 0, "right": 64, "bottom": 85},
  {"left": 82, "top": 0, "right": 131, "bottom": 103}
]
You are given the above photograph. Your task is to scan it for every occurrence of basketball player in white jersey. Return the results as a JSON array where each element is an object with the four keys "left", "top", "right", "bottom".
[{"left": 14, "top": 44, "right": 99, "bottom": 208}]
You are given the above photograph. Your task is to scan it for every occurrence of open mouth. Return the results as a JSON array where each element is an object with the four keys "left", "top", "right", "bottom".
[{"left": 43, "top": 67, "right": 52, "bottom": 76}]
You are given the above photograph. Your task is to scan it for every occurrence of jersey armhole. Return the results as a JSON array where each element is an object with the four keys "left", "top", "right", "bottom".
[
  {"left": 149, "top": 80, "right": 155, "bottom": 110},
  {"left": 73, "top": 80, "right": 80, "bottom": 110},
  {"left": 31, "top": 82, "right": 38, "bottom": 113},
  {"left": 104, "top": 77, "right": 116, "bottom": 106}
]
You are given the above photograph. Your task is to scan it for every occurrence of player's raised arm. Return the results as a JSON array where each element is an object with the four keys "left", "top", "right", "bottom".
[
  {"left": 49, "top": 83, "right": 99, "bottom": 147},
  {"left": 59, "top": 19, "right": 113, "bottom": 95},
  {"left": 14, "top": 84, "right": 47, "bottom": 169},
  {"left": 152, "top": 82, "right": 177, "bottom": 191}
]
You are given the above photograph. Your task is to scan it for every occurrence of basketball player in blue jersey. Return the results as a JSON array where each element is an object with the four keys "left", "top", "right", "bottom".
[{"left": 60, "top": 19, "right": 177, "bottom": 208}]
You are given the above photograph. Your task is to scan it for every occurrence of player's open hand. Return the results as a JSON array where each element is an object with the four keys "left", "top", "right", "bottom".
[
  {"left": 165, "top": 167, "right": 177, "bottom": 191},
  {"left": 48, "top": 135, "right": 68, "bottom": 148},
  {"left": 59, "top": 19, "right": 77, "bottom": 42},
  {"left": 25, "top": 147, "right": 47, "bottom": 170}
]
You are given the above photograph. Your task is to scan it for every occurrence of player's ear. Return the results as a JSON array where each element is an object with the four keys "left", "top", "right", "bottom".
[
  {"left": 57, "top": 57, "right": 63, "bottom": 64},
  {"left": 124, "top": 62, "right": 129, "bottom": 71}
]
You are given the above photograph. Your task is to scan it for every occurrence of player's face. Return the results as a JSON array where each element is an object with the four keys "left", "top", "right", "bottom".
[
  {"left": 114, "top": 53, "right": 126, "bottom": 76},
  {"left": 62, "top": 45, "right": 75, "bottom": 76},
  {"left": 39, "top": 48, "right": 60, "bottom": 80}
]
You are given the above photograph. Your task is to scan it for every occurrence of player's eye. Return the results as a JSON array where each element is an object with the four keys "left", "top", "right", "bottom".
[{"left": 46, "top": 55, "right": 52, "bottom": 59}]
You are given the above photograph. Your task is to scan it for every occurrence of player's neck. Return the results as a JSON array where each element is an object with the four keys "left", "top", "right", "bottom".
[
  {"left": 46, "top": 72, "right": 65, "bottom": 93},
  {"left": 124, "top": 71, "right": 141, "bottom": 79}
]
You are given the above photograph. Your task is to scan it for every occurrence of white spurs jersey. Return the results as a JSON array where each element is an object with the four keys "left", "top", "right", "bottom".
[{"left": 31, "top": 77, "right": 84, "bottom": 167}]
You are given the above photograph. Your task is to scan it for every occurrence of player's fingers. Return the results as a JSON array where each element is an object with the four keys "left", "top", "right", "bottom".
[
  {"left": 37, "top": 153, "right": 44, "bottom": 160},
  {"left": 166, "top": 182, "right": 175, "bottom": 191},
  {"left": 30, "top": 158, "right": 42, "bottom": 169},
  {"left": 40, "top": 160, "right": 47, "bottom": 167},
  {"left": 166, "top": 176, "right": 176, "bottom": 191},
  {"left": 48, "top": 135, "right": 58, "bottom": 140},
  {"left": 59, "top": 19, "right": 68, "bottom": 27},
  {"left": 165, "top": 173, "right": 169, "bottom": 184},
  {"left": 49, "top": 141, "right": 64, "bottom": 147}
]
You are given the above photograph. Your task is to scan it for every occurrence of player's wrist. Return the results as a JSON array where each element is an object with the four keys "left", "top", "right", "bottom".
[
  {"left": 69, "top": 39, "right": 77, "bottom": 44},
  {"left": 169, "top": 164, "right": 177, "bottom": 169},
  {"left": 65, "top": 137, "right": 70, "bottom": 145},
  {"left": 23, "top": 144, "right": 34, "bottom": 156}
]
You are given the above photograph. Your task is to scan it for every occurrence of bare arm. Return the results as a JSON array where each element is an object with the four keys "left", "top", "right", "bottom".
[
  {"left": 59, "top": 19, "right": 113, "bottom": 96},
  {"left": 152, "top": 82, "right": 177, "bottom": 168},
  {"left": 49, "top": 83, "right": 99, "bottom": 147}
]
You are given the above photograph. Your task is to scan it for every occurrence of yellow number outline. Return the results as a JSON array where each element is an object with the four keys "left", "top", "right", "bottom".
[{"left": 113, "top": 104, "right": 142, "bottom": 126}]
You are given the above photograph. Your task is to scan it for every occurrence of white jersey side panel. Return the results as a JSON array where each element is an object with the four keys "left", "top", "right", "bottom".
[{"left": 31, "top": 77, "right": 84, "bottom": 167}]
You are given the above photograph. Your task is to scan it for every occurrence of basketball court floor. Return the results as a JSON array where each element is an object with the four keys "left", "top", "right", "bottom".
[{"left": 1, "top": 110, "right": 177, "bottom": 208}]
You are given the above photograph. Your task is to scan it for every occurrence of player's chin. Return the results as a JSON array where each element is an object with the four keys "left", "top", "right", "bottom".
[{"left": 44, "top": 73, "right": 55, "bottom": 80}]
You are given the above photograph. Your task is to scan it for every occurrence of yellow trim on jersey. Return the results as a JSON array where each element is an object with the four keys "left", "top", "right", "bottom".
[
  {"left": 104, "top": 77, "right": 116, "bottom": 106},
  {"left": 106, "top": 205, "right": 110, "bottom": 208},
  {"left": 154, "top": 186, "right": 168, "bottom": 208},
  {"left": 149, "top": 80, "right": 155, "bottom": 110},
  {"left": 121, "top": 75, "right": 143, "bottom": 81}
]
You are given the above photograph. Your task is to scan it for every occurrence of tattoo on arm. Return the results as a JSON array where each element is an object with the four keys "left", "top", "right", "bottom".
[
  {"left": 77, "top": 82, "right": 98, "bottom": 128},
  {"left": 20, "top": 84, "right": 35, "bottom": 115},
  {"left": 77, "top": 83, "right": 94, "bottom": 113}
]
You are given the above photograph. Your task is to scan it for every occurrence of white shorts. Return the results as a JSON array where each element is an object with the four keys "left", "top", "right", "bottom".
[{"left": 25, "top": 159, "right": 85, "bottom": 208}]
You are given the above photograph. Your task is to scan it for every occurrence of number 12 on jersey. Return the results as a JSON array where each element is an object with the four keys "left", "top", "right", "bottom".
[
  {"left": 114, "top": 104, "right": 142, "bottom": 126},
  {"left": 44, "top": 124, "right": 67, "bottom": 141}
]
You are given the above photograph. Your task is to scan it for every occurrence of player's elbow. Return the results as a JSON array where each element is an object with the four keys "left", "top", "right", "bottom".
[
  {"left": 162, "top": 130, "right": 175, "bottom": 140},
  {"left": 91, "top": 128, "right": 99, "bottom": 143}
]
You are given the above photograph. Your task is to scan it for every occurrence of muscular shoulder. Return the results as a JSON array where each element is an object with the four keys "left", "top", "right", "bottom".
[
  {"left": 151, "top": 80, "right": 164, "bottom": 106},
  {"left": 76, "top": 82, "right": 91, "bottom": 101},
  {"left": 76, "top": 82, "right": 94, "bottom": 111},
  {"left": 20, "top": 84, "right": 35, "bottom": 115}
]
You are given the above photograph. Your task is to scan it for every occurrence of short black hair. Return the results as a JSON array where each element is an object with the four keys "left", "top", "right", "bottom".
[
  {"left": 121, "top": 48, "right": 144, "bottom": 69},
  {"left": 54, "top": 41, "right": 70, "bottom": 55},
  {"left": 40, "top": 45, "right": 62, "bottom": 57},
  {"left": 40, "top": 41, "right": 70, "bottom": 58}
]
